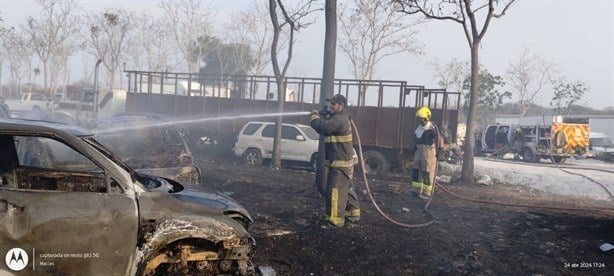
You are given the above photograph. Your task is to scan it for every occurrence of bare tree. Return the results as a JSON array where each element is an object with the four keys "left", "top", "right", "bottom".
[
  {"left": 269, "top": 0, "right": 318, "bottom": 169},
  {"left": 431, "top": 58, "right": 469, "bottom": 96},
  {"left": 430, "top": 58, "right": 470, "bottom": 122},
  {"left": 0, "top": 18, "right": 7, "bottom": 97},
  {"left": 23, "top": 0, "right": 80, "bottom": 94},
  {"left": 507, "top": 46, "right": 558, "bottom": 116},
  {"left": 200, "top": 36, "right": 255, "bottom": 78},
  {"left": 339, "top": 0, "right": 423, "bottom": 101},
  {"left": 160, "top": 0, "right": 215, "bottom": 73},
  {"left": 126, "top": 12, "right": 177, "bottom": 72},
  {"left": 550, "top": 77, "right": 588, "bottom": 115},
  {"left": 1, "top": 27, "right": 36, "bottom": 96},
  {"left": 84, "top": 8, "right": 137, "bottom": 88},
  {"left": 49, "top": 38, "right": 80, "bottom": 96},
  {"left": 227, "top": 0, "right": 277, "bottom": 76},
  {"left": 395, "top": 0, "right": 517, "bottom": 182},
  {"left": 74, "top": 52, "right": 96, "bottom": 87}
]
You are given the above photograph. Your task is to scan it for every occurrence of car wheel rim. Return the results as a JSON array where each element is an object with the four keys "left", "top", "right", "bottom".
[{"left": 246, "top": 151, "right": 259, "bottom": 165}]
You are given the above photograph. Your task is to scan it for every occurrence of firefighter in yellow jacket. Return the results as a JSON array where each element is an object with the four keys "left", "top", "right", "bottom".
[
  {"left": 410, "top": 107, "right": 439, "bottom": 200},
  {"left": 310, "top": 94, "right": 360, "bottom": 227}
]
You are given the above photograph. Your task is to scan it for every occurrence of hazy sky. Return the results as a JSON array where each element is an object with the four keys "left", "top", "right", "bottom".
[{"left": 1, "top": 0, "right": 613, "bottom": 109}]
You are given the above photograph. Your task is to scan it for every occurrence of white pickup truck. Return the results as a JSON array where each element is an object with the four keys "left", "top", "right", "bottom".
[{"left": 4, "top": 92, "right": 50, "bottom": 112}]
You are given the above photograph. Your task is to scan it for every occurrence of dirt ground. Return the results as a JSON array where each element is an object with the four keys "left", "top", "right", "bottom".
[{"left": 197, "top": 156, "right": 614, "bottom": 275}]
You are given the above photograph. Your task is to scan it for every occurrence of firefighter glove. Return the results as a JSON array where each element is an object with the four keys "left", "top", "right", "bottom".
[{"left": 310, "top": 109, "right": 320, "bottom": 121}]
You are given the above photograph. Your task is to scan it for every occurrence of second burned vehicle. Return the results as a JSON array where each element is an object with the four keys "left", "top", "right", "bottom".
[
  {"left": 92, "top": 114, "right": 202, "bottom": 185},
  {"left": 479, "top": 115, "right": 590, "bottom": 163}
]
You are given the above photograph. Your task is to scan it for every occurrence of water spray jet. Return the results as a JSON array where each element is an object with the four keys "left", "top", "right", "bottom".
[{"left": 94, "top": 111, "right": 312, "bottom": 134}]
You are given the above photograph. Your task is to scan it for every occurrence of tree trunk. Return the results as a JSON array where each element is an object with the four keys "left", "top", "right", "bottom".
[
  {"left": 269, "top": 0, "right": 283, "bottom": 170},
  {"left": 271, "top": 77, "right": 285, "bottom": 169},
  {"left": 461, "top": 41, "right": 480, "bottom": 182},
  {"left": 315, "top": 0, "right": 337, "bottom": 194},
  {"left": 43, "top": 61, "right": 49, "bottom": 94}
]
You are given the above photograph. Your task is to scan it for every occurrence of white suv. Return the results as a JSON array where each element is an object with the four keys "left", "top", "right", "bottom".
[{"left": 233, "top": 121, "right": 320, "bottom": 168}]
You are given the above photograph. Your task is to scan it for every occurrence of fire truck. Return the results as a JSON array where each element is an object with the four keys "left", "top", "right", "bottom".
[{"left": 479, "top": 115, "right": 590, "bottom": 163}]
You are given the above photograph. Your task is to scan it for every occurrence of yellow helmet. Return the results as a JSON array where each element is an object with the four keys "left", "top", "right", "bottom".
[{"left": 416, "top": 107, "right": 431, "bottom": 120}]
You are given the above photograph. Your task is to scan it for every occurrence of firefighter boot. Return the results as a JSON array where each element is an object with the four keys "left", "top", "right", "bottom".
[
  {"left": 411, "top": 181, "right": 423, "bottom": 198},
  {"left": 419, "top": 184, "right": 433, "bottom": 200},
  {"left": 345, "top": 209, "right": 361, "bottom": 223},
  {"left": 410, "top": 169, "right": 423, "bottom": 197}
]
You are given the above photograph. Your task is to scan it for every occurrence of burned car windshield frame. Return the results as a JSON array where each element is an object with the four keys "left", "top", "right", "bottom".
[{"left": 82, "top": 136, "right": 156, "bottom": 191}]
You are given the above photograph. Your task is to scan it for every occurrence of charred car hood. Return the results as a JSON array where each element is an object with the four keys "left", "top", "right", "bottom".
[
  {"left": 170, "top": 186, "right": 253, "bottom": 222},
  {"left": 136, "top": 176, "right": 253, "bottom": 226},
  {"left": 135, "top": 166, "right": 201, "bottom": 186}
]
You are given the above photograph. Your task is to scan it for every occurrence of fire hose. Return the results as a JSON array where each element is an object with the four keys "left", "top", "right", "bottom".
[
  {"left": 319, "top": 113, "right": 614, "bottom": 229},
  {"left": 350, "top": 119, "right": 436, "bottom": 228},
  {"left": 352, "top": 117, "right": 614, "bottom": 228}
]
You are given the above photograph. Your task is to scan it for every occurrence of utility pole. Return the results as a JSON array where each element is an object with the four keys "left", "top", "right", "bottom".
[{"left": 93, "top": 59, "right": 103, "bottom": 121}]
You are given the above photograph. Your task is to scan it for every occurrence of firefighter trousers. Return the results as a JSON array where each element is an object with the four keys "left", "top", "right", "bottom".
[
  {"left": 411, "top": 144, "right": 436, "bottom": 196},
  {"left": 326, "top": 167, "right": 360, "bottom": 226}
]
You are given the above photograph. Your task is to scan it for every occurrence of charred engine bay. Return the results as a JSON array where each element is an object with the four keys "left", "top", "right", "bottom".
[{"left": 199, "top": 156, "right": 614, "bottom": 275}]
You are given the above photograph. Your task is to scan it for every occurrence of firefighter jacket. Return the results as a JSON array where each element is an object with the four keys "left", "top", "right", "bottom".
[
  {"left": 413, "top": 120, "right": 438, "bottom": 175},
  {"left": 310, "top": 109, "right": 354, "bottom": 168},
  {"left": 414, "top": 121, "right": 438, "bottom": 146}
]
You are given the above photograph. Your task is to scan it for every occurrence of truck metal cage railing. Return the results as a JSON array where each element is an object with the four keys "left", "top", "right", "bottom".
[
  {"left": 125, "top": 70, "right": 460, "bottom": 110},
  {"left": 124, "top": 70, "right": 461, "bottom": 150}
]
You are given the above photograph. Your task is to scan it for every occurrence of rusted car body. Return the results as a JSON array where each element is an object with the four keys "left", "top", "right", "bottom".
[
  {"left": 0, "top": 119, "right": 256, "bottom": 275},
  {"left": 92, "top": 114, "right": 202, "bottom": 186}
]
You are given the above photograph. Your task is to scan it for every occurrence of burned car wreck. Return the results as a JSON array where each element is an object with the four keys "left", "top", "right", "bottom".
[
  {"left": 0, "top": 119, "right": 260, "bottom": 275},
  {"left": 92, "top": 114, "right": 202, "bottom": 186}
]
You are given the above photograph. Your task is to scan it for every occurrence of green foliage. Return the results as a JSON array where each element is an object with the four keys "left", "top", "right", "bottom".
[
  {"left": 549, "top": 77, "right": 588, "bottom": 114},
  {"left": 195, "top": 35, "right": 255, "bottom": 98},
  {"left": 461, "top": 69, "right": 511, "bottom": 112},
  {"left": 460, "top": 69, "right": 511, "bottom": 128},
  {"left": 196, "top": 35, "right": 255, "bottom": 78}
]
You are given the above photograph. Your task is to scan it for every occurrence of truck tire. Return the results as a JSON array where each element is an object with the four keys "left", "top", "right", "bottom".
[
  {"left": 362, "top": 150, "right": 389, "bottom": 175},
  {"left": 243, "top": 148, "right": 263, "bottom": 166},
  {"left": 522, "top": 147, "right": 539, "bottom": 163}
]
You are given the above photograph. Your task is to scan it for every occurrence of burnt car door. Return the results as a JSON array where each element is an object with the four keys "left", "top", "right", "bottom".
[
  {"left": 482, "top": 125, "right": 498, "bottom": 151},
  {"left": 0, "top": 134, "right": 138, "bottom": 275}
]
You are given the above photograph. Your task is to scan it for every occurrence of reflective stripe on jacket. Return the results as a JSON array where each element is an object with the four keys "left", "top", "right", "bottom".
[{"left": 310, "top": 109, "right": 354, "bottom": 168}]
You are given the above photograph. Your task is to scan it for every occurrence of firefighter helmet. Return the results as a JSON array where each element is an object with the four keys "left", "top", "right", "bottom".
[{"left": 416, "top": 107, "right": 431, "bottom": 120}]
